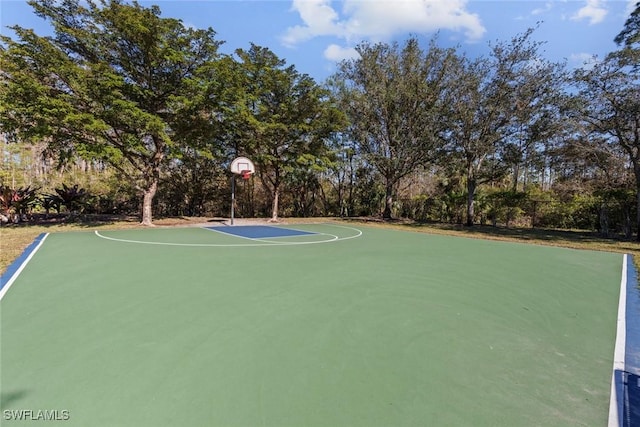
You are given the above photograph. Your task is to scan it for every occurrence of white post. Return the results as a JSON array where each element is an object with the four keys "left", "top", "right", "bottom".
[{"left": 230, "top": 174, "right": 235, "bottom": 226}]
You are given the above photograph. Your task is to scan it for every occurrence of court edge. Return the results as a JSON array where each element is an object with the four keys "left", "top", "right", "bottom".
[
  {"left": 609, "top": 253, "right": 629, "bottom": 427},
  {"left": 0, "top": 232, "right": 49, "bottom": 301}
]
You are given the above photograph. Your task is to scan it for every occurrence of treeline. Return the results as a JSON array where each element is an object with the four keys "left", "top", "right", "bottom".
[{"left": 0, "top": 0, "right": 639, "bottom": 240}]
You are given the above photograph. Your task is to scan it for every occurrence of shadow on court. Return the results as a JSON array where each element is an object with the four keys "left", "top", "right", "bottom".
[{"left": 0, "top": 390, "right": 29, "bottom": 409}]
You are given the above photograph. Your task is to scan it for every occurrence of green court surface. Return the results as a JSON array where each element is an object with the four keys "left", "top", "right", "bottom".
[{"left": 0, "top": 223, "right": 623, "bottom": 426}]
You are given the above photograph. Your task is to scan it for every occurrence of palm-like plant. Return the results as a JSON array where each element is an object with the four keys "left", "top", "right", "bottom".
[
  {"left": 40, "top": 193, "right": 62, "bottom": 217},
  {"left": 54, "top": 184, "right": 90, "bottom": 214},
  {"left": 0, "top": 185, "right": 39, "bottom": 223}
]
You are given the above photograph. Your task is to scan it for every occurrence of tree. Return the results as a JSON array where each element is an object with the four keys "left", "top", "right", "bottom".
[
  {"left": 232, "top": 44, "right": 345, "bottom": 221},
  {"left": 440, "top": 28, "right": 565, "bottom": 226},
  {"left": 320, "top": 131, "right": 359, "bottom": 217},
  {"left": 562, "top": 5, "right": 640, "bottom": 239},
  {"left": 0, "top": 0, "right": 222, "bottom": 225},
  {"left": 333, "top": 37, "right": 456, "bottom": 218},
  {"left": 615, "top": 2, "right": 640, "bottom": 54},
  {"left": 572, "top": 51, "right": 640, "bottom": 239}
]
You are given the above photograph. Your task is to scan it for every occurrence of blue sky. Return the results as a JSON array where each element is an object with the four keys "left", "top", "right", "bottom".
[{"left": 0, "top": 0, "right": 637, "bottom": 82}]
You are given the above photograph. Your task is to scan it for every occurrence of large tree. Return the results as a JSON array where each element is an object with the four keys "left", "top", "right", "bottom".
[
  {"left": 0, "top": 0, "right": 222, "bottom": 224},
  {"left": 571, "top": 41, "right": 640, "bottom": 239},
  {"left": 441, "top": 28, "right": 565, "bottom": 226},
  {"left": 615, "top": 1, "right": 640, "bottom": 62},
  {"left": 333, "top": 37, "right": 456, "bottom": 218},
  {"left": 232, "top": 44, "right": 345, "bottom": 221}
]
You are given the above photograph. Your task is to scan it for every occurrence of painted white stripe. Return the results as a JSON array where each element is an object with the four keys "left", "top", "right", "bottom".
[
  {"left": 94, "top": 224, "right": 362, "bottom": 247},
  {"left": 0, "top": 233, "right": 49, "bottom": 302},
  {"left": 320, "top": 223, "right": 364, "bottom": 239},
  {"left": 609, "top": 253, "right": 628, "bottom": 427}
]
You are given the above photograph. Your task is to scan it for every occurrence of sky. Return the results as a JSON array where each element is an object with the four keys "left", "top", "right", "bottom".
[{"left": 0, "top": 0, "right": 637, "bottom": 82}]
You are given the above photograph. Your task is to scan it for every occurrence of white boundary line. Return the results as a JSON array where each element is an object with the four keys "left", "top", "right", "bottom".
[
  {"left": 94, "top": 224, "right": 362, "bottom": 247},
  {"left": 609, "top": 253, "right": 628, "bottom": 427},
  {"left": 0, "top": 233, "right": 49, "bottom": 302}
]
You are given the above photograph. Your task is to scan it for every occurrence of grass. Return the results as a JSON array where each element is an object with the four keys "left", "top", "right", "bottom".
[
  {"left": 2, "top": 215, "right": 639, "bottom": 276},
  {"left": 0, "top": 215, "right": 205, "bottom": 276},
  {"left": 347, "top": 218, "right": 640, "bottom": 257}
]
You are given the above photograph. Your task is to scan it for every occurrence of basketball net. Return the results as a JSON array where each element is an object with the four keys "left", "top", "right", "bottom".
[{"left": 241, "top": 170, "right": 252, "bottom": 180}]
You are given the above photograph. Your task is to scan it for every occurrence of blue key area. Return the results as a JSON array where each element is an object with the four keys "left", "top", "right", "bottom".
[
  {"left": 627, "top": 373, "right": 640, "bottom": 425},
  {"left": 207, "top": 225, "right": 316, "bottom": 239}
]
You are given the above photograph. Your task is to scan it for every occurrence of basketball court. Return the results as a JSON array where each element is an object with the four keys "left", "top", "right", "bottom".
[{"left": 0, "top": 222, "right": 631, "bottom": 426}]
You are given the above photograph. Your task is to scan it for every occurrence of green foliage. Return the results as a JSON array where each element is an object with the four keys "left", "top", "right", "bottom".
[
  {"left": 0, "top": 1, "right": 638, "bottom": 237},
  {"left": 230, "top": 44, "right": 346, "bottom": 220},
  {"left": 39, "top": 194, "right": 61, "bottom": 215},
  {"left": 285, "top": 154, "right": 327, "bottom": 217},
  {"left": 397, "top": 194, "right": 431, "bottom": 222},
  {"left": 614, "top": 1, "right": 640, "bottom": 68},
  {"left": 53, "top": 183, "right": 91, "bottom": 213},
  {"left": 482, "top": 190, "right": 528, "bottom": 227},
  {"left": 91, "top": 175, "right": 138, "bottom": 215},
  {"left": 0, "top": 0, "right": 223, "bottom": 224},
  {"left": 349, "top": 166, "right": 385, "bottom": 217},
  {"left": 616, "top": 1, "right": 640, "bottom": 47},
  {"left": 155, "top": 154, "right": 228, "bottom": 217},
  {"left": 571, "top": 34, "right": 640, "bottom": 238},
  {"left": 333, "top": 36, "right": 456, "bottom": 218},
  {"left": 441, "top": 27, "right": 566, "bottom": 226}
]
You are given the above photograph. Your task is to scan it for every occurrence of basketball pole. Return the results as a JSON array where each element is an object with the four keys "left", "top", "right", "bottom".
[
  {"left": 229, "top": 156, "right": 254, "bottom": 226},
  {"left": 230, "top": 174, "right": 235, "bottom": 226}
]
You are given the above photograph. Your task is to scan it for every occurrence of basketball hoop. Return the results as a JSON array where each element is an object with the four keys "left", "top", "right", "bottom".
[
  {"left": 230, "top": 157, "right": 255, "bottom": 176},
  {"left": 229, "top": 157, "right": 256, "bottom": 225}
]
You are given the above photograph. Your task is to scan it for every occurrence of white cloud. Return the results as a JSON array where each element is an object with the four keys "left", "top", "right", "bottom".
[
  {"left": 282, "top": 0, "right": 486, "bottom": 46},
  {"left": 571, "top": 0, "right": 608, "bottom": 24},
  {"left": 569, "top": 53, "right": 602, "bottom": 70},
  {"left": 569, "top": 52, "right": 595, "bottom": 63},
  {"left": 531, "top": 2, "right": 553, "bottom": 16},
  {"left": 282, "top": 0, "right": 346, "bottom": 46},
  {"left": 324, "top": 44, "right": 360, "bottom": 61}
]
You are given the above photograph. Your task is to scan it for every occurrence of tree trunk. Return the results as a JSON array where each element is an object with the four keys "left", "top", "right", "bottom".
[
  {"left": 140, "top": 179, "right": 157, "bottom": 226},
  {"left": 636, "top": 186, "right": 640, "bottom": 242},
  {"left": 624, "top": 205, "right": 632, "bottom": 240},
  {"left": 466, "top": 177, "right": 476, "bottom": 227},
  {"left": 383, "top": 180, "right": 393, "bottom": 219},
  {"left": 599, "top": 202, "right": 609, "bottom": 238},
  {"left": 270, "top": 187, "right": 279, "bottom": 222},
  {"left": 512, "top": 163, "right": 519, "bottom": 192}
]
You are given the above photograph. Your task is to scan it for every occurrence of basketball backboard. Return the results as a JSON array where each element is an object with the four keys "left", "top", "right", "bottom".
[{"left": 230, "top": 157, "right": 255, "bottom": 175}]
